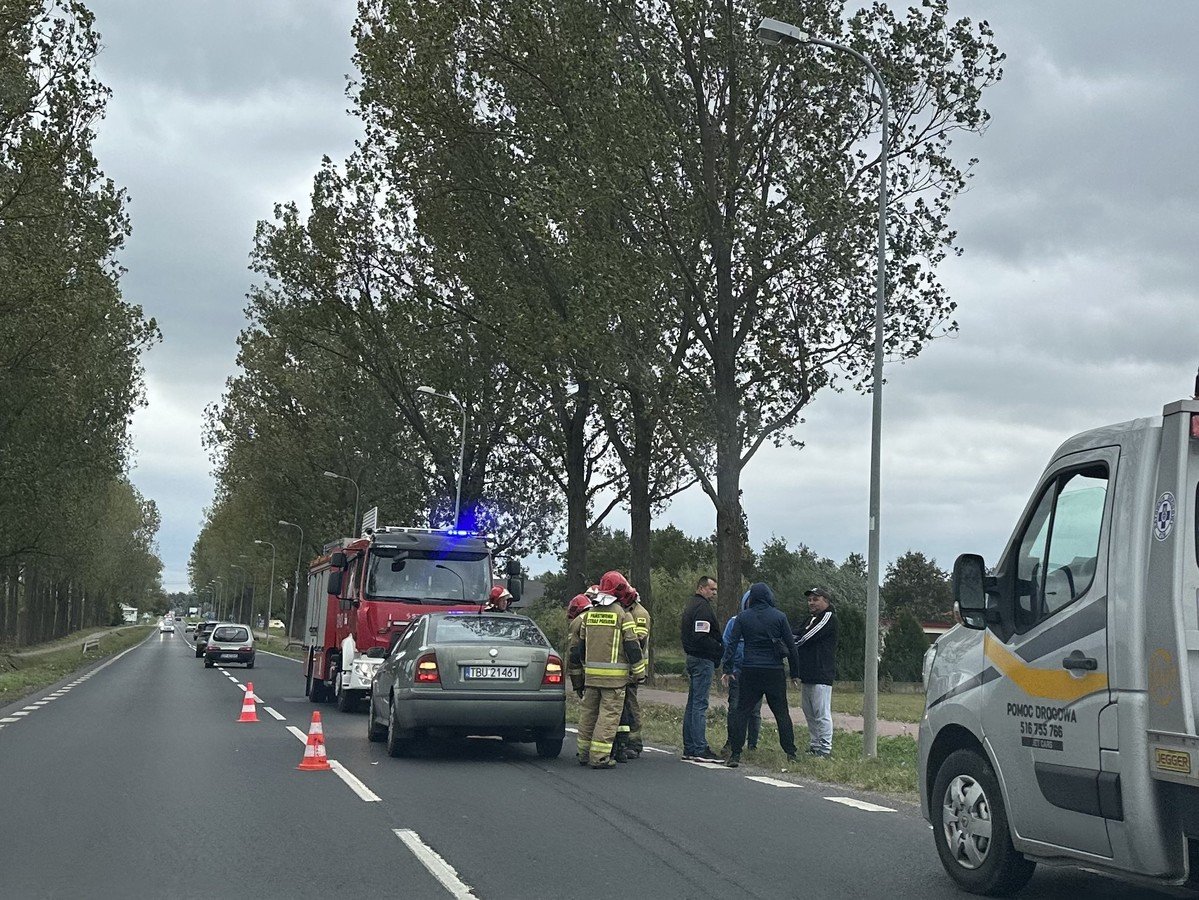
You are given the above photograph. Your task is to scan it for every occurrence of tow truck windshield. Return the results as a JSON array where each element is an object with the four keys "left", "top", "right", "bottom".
[{"left": 365, "top": 548, "right": 490, "bottom": 603}]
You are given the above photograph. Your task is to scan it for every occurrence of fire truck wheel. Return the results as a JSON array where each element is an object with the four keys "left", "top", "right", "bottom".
[{"left": 337, "top": 683, "right": 357, "bottom": 713}]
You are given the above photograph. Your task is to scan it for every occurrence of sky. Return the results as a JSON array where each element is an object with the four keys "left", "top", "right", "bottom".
[{"left": 86, "top": 1, "right": 1199, "bottom": 592}]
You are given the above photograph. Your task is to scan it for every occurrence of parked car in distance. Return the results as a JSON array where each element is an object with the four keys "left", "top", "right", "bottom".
[
  {"left": 194, "top": 620, "right": 219, "bottom": 657},
  {"left": 268, "top": 619, "right": 285, "bottom": 630},
  {"left": 368, "top": 612, "right": 565, "bottom": 759},
  {"left": 204, "top": 624, "right": 255, "bottom": 669},
  {"left": 159, "top": 620, "right": 175, "bottom": 633},
  {"left": 184, "top": 622, "right": 197, "bottom": 633}
]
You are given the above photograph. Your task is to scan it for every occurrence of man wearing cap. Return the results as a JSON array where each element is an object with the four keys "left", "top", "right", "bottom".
[{"left": 794, "top": 588, "right": 838, "bottom": 758}]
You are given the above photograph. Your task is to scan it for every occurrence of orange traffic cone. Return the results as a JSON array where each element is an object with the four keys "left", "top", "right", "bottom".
[
  {"left": 297, "top": 711, "right": 332, "bottom": 771},
  {"left": 237, "top": 683, "right": 259, "bottom": 723}
]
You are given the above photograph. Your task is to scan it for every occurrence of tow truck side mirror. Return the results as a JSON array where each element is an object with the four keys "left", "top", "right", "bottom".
[{"left": 953, "top": 554, "right": 993, "bottom": 630}]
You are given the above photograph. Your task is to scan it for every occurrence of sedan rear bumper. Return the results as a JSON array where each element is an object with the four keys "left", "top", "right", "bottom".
[
  {"left": 206, "top": 650, "right": 255, "bottom": 663},
  {"left": 396, "top": 691, "right": 565, "bottom": 734}
]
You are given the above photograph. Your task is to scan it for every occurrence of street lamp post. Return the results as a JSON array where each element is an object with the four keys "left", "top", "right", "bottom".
[
  {"left": 230, "top": 564, "right": 245, "bottom": 624},
  {"left": 416, "top": 386, "right": 466, "bottom": 529},
  {"left": 757, "top": 17, "right": 889, "bottom": 758},
  {"left": 278, "top": 520, "right": 305, "bottom": 637},
  {"left": 323, "top": 470, "right": 360, "bottom": 537},
  {"left": 213, "top": 577, "right": 224, "bottom": 620},
  {"left": 255, "top": 539, "right": 276, "bottom": 633}
]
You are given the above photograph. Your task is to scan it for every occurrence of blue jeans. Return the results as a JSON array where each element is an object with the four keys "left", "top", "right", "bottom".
[{"left": 683, "top": 656, "right": 715, "bottom": 755}]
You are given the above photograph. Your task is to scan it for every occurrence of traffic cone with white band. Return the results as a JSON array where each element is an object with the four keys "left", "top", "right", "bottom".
[
  {"left": 237, "top": 682, "right": 259, "bottom": 723},
  {"left": 297, "top": 711, "right": 332, "bottom": 771}
]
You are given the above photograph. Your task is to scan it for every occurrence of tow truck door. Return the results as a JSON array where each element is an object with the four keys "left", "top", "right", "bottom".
[{"left": 980, "top": 447, "right": 1117, "bottom": 857}]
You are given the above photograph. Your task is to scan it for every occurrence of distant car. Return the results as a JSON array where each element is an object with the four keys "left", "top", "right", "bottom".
[
  {"left": 268, "top": 619, "right": 285, "bottom": 630},
  {"left": 184, "top": 622, "right": 197, "bottom": 633},
  {"left": 204, "top": 624, "right": 255, "bottom": 669},
  {"left": 159, "top": 620, "right": 174, "bottom": 633},
  {"left": 367, "top": 612, "right": 565, "bottom": 759},
  {"left": 194, "top": 620, "right": 219, "bottom": 657}
]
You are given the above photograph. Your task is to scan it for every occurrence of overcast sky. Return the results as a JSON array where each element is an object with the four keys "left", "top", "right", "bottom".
[{"left": 88, "top": 1, "right": 1199, "bottom": 592}]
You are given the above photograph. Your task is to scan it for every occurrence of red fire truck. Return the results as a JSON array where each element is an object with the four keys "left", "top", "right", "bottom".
[{"left": 303, "top": 526, "right": 519, "bottom": 712}]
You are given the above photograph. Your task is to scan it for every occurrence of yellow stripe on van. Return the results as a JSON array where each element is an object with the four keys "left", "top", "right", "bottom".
[{"left": 984, "top": 632, "right": 1107, "bottom": 703}]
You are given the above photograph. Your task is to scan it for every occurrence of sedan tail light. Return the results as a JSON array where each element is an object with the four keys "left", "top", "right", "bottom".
[
  {"left": 238, "top": 647, "right": 252, "bottom": 651},
  {"left": 415, "top": 653, "right": 440, "bottom": 683},
  {"left": 542, "top": 654, "right": 563, "bottom": 685}
]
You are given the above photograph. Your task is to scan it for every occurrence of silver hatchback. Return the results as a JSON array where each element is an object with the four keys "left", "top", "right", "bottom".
[
  {"left": 368, "top": 613, "right": 566, "bottom": 758},
  {"left": 203, "top": 624, "right": 255, "bottom": 669}
]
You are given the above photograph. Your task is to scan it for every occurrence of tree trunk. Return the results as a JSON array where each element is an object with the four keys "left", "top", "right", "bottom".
[{"left": 563, "top": 384, "right": 591, "bottom": 597}]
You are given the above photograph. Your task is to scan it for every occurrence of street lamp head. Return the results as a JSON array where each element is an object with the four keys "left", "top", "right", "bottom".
[
  {"left": 278, "top": 519, "right": 294, "bottom": 526},
  {"left": 322, "top": 470, "right": 339, "bottom": 479},
  {"left": 756, "top": 17, "right": 809, "bottom": 46},
  {"left": 416, "top": 386, "right": 435, "bottom": 395},
  {"left": 254, "top": 540, "right": 268, "bottom": 547}
]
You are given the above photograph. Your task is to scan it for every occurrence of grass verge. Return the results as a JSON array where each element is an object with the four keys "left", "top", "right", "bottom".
[
  {"left": 646, "top": 680, "right": 927, "bottom": 724},
  {"left": 0, "top": 626, "right": 155, "bottom": 707},
  {"left": 567, "top": 695, "right": 918, "bottom": 796},
  {"left": 252, "top": 629, "right": 306, "bottom": 661}
]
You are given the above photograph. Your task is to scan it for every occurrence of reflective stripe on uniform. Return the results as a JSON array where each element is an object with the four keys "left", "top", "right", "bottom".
[
  {"left": 585, "top": 663, "right": 630, "bottom": 677},
  {"left": 617, "top": 724, "right": 630, "bottom": 733},
  {"left": 591, "top": 741, "right": 612, "bottom": 753},
  {"left": 630, "top": 659, "right": 647, "bottom": 675}
]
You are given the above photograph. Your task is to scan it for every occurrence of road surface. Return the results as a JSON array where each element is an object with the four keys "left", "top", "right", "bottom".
[{"left": 0, "top": 629, "right": 1181, "bottom": 898}]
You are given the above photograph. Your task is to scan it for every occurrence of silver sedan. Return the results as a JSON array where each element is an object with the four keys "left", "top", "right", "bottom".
[{"left": 368, "top": 613, "right": 566, "bottom": 759}]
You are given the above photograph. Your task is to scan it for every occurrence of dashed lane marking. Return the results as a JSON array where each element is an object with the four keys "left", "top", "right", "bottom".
[
  {"left": 263, "top": 706, "right": 285, "bottom": 721},
  {"left": 747, "top": 776, "right": 800, "bottom": 788},
  {"left": 287, "top": 725, "right": 308, "bottom": 743},
  {"left": 684, "top": 760, "right": 730, "bottom": 770},
  {"left": 30, "top": 701, "right": 49, "bottom": 706},
  {"left": 394, "top": 829, "right": 479, "bottom": 899},
  {"left": 825, "top": 796, "right": 896, "bottom": 813},
  {"left": 13, "top": 710, "right": 32, "bottom": 716},
  {"left": 329, "top": 760, "right": 382, "bottom": 802},
  {"left": 0, "top": 717, "right": 19, "bottom": 723}
]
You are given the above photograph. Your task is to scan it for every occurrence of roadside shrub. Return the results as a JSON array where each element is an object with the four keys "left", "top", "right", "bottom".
[
  {"left": 835, "top": 604, "right": 866, "bottom": 681},
  {"left": 880, "top": 611, "right": 929, "bottom": 683}
]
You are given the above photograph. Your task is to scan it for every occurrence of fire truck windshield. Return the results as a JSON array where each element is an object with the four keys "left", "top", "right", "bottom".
[{"left": 365, "top": 549, "right": 491, "bottom": 603}]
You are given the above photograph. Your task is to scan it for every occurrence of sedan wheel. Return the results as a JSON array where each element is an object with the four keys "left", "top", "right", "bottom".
[
  {"left": 386, "top": 697, "right": 413, "bottom": 758},
  {"left": 367, "top": 699, "right": 387, "bottom": 743}
]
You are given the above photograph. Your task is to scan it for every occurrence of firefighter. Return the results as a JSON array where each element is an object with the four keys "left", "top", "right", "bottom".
[
  {"left": 569, "top": 571, "right": 645, "bottom": 769},
  {"left": 618, "top": 585, "right": 651, "bottom": 759},
  {"left": 483, "top": 586, "right": 513, "bottom": 612},
  {"left": 565, "top": 594, "right": 592, "bottom": 697}
]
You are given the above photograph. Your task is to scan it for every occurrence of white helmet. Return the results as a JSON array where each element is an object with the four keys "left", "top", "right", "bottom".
[{"left": 593, "top": 591, "right": 619, "bottom": 606}]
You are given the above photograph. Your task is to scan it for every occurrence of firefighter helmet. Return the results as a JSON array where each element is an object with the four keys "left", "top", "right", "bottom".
[{"left": 567, "top": 595, "right": 591, "bottom": 619}]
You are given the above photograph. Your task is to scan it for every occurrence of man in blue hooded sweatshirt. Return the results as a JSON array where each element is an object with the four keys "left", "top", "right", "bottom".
[
  {"left": 718, "top": 590, "right": 763, "bottom": 757},
  {"left": 719, "top": 582, "right": 800, "bottom": 767}
]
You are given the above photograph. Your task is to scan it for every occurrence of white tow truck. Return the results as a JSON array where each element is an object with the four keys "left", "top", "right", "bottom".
[{"left": 921, "top": 385, "right": 1199, "bottom": 894}]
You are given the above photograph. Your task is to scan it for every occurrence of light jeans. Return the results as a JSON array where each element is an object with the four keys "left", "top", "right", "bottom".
[{"left": 801, "top": 683, "right": 833, "bottom": 754}]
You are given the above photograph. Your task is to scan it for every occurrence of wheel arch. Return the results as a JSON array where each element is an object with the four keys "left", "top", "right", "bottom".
[{"left": 925, "top": 724, "right": 992, "bottom": 818}]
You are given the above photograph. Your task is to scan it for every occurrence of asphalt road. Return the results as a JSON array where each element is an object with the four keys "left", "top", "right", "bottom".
[{"left": 0, "top": 628, "right": 1183, "bottom": 899}]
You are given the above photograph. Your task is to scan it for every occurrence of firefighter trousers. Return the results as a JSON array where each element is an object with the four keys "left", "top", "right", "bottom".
[
  {"left": 619, "top": 683, "right": 642, "bottom": 753},
  {"left": 577, "top": 685, "right": 626, "bottom": 767}
]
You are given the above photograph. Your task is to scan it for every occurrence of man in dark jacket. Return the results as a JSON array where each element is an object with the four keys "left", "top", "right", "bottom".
[
  {"left": 795, "top": 587, "right": 838, "bottom": 758},
  {"left": 719, "top": 582, "right": 799, "bottom": 767},
  {"left": 680, "top": 575, "right": 723, "bottom": 762}
]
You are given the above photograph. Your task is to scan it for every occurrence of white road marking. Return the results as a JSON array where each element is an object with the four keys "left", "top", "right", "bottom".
[
  {"left": 287, "top": 725, "right": 308, "bottom": 743},
  {"left": 31, "top": 701, "right": 49, "bottom": 706},
  {"left": 21, "top": 706, "right": 38, "bottom": 711},
  {"left": 825, "top": 796, "right": 896, "bottom": 813},
  {"left": 263, "top": 706, "right": 285, "bottom": 720},
  {"left": 329, "top": 760, "right": 382, "bottom": 802},
  {"left": 0, "top": 717, "right": 19, "bottom": 723},
  {"left": 747, "top": 776, "right": 800, "bottom": 788},
  {"left": 13, "top": 711, "right": 32, "bottom": 716},
  {"left": 685, "top": 760, "right": 730, "bottom": 770},
  {"left": 642, "top": 746, "right": 671, "bottom": 754},
  {"left": 394, "top": 829, "right": 479, "bottom": 899},
  {"left": 256, "top": 648, "right": 303, "bottom": 662},
  {"left": 565, "top": 726, "right": 578, "bottom": 734}
]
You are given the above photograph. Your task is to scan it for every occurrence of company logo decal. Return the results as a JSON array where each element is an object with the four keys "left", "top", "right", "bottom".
[{"left": 1154, "top": 491, "right": 1176, "bottom": 542}]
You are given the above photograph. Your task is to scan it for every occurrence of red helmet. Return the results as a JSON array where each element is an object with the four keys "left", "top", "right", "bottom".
[
  {"left": 488, "top": 587, "right": 512, "bottom": 604},
  {"left": 622, "top": 587, "right": 640, "bottom": 607},
  {"left": 567, "top": 595, "right": 591, "bottom": 619},
  {"left": 598, "top": 571, "right": 630, "bottom": 598}
]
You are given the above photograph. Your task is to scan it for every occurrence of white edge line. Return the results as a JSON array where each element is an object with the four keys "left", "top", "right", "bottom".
[
  {"left": 328, "top": 759, "right": 382, "bottom": 802},
  {"left": 685, "top": 760, "right": 730, "bottom": 770},
  {"left": 263, "top": 706, "right": 286, "bottom": 721},
  {"left": 746, "top": 776, "right": 799, "bottom": 788},
  {"left": 824, "top": 796, "right": 896, "bottom": 813},
  {"left": 642, "top": 746, "right": 671, "bottom": 754},
  {"left": 256, "top": 648, "right": 303, "bottom": 662},
  {"left": 394, "top": 829, "right": 478, "bottom": 899},
  {"left": 564, "top": 726, "right": 578, "bottom": 733},
  {"left": 287, "top": 725, "right": 308, "bottom": 743}
]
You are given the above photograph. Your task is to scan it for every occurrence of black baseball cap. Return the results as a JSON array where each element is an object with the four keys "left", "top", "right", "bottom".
[{"left": 804, "top": 587, "right": 832, "bottom": 600}]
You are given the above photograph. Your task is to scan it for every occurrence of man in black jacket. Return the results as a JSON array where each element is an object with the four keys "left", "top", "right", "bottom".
[
  {"left": 680, "top": 575, "right": 723, "bottom": 761},
  {"left": 795, "top": 588, "right": 838, "bottom": 758}
]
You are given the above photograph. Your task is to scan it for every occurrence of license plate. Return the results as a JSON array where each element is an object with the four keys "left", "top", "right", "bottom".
[
  {"left": 462, "top": 666, "right": 519, "bottom": 680},
  {"left": 221, "top": 653, "right": 239, "bottom": 660}
]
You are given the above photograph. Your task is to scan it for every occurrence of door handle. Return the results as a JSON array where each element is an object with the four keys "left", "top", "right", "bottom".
[{"left": 1062, "top": 652, "right": 1098, "bottom": 671}]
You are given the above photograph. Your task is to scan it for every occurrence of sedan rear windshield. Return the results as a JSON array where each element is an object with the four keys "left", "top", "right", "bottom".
[
  {"left": 430, "top": 616, "right": 548, "bottom": 647},
  {"left": 212, "top": 626, "right": 249, "bottom": 642}
]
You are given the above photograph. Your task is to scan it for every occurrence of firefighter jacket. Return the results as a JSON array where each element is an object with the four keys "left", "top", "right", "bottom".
[
  {"left": 627, "top": 599, "right": 651, "bottom": 680},
  {"left": 569, "top": 604, "right": 645, "bottom": 688},
  {"left": 566, "top": 614, "right": 586, "bottom": 678}
]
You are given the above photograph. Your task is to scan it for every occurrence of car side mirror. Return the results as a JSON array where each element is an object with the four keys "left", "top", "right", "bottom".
[{"left": 952, "top": 553, "right": 995, "bottom": 630}]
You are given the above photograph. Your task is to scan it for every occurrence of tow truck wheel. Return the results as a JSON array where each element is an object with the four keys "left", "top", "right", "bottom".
[{"left": 932, "top": 749, "right": 1035, "bottom": 896}]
